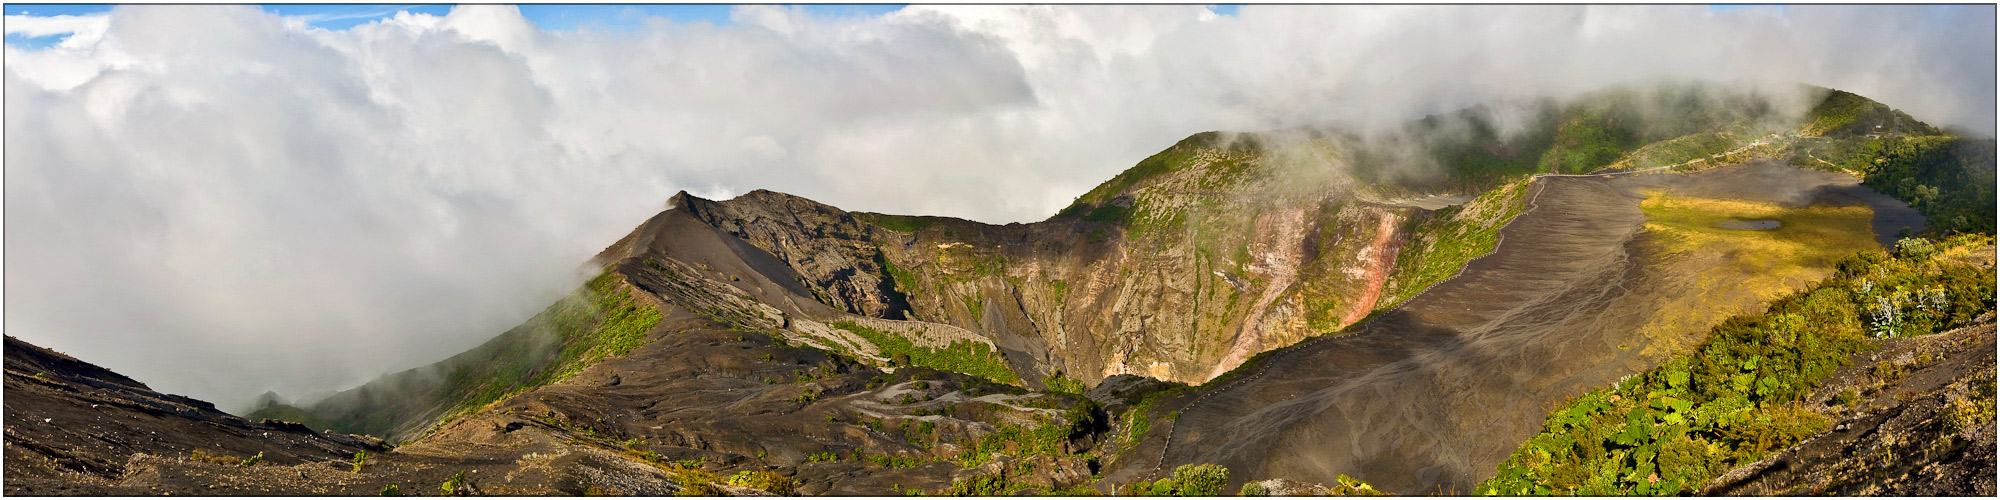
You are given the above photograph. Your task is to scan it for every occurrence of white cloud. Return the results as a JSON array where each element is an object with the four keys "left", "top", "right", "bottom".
[{"left": 3, "top": 5, "right": 1992, "bottom": 409}]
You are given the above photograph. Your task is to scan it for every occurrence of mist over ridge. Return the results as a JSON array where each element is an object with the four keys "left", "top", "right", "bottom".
[{"left": 3, "top": 4, "right": 1992, "bottom": 410}]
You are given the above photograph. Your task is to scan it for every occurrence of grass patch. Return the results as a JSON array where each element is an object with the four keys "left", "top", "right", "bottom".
[{"left": 829, "top": 321, "right": 1020, "bottom": 384}]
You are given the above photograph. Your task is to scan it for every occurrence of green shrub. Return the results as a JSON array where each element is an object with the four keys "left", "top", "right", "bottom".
[
  {"left": 440, "top": 471, "right": 473, "bottom": 496},
  {"left": 727, "top": 470, "right": 795, "bottom": 495},
  {"left": 379, "top": 483, "right": 401, "bottom": 496},
  {"left": 1237, "top": 481, "right": 1267, "bottom": 496},
  {"left": 1170, "top": 464, "right": 1229, "bottom": 496}
]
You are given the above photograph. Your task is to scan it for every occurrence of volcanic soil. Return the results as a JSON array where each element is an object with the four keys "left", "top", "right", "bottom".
[{"left": 1110, "top": 161, "right": 1924, "bottom": 494}]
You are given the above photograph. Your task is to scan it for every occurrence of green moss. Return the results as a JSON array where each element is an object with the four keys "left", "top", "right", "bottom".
[{"left": 829, "top": 321, "right": 1020, "bottom": 384}]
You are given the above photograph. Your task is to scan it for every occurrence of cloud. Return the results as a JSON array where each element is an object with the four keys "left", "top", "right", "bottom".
[{"left": 3, "top": 5, "right": 1992, "bottom": 409}]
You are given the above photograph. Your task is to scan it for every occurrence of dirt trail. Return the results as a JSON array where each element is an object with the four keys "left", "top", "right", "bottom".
[{"left": 1115, "top": 163, "right": 1922, "bottom": 494}]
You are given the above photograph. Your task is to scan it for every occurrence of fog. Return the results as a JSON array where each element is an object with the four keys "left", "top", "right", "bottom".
[{"left": 3, "top": 5, "right": 1991, "bottom": 410}]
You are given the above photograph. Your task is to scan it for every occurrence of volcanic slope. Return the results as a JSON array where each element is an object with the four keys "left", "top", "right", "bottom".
[
  {"left": 3, "top": 336, "right": 384, "bottom": 495},
  {"left": 259, "top": 81, "right": 1955, "bottom": 444},
  {"left": 1111, "top": 161, "right": 1914, "bottom": 494}
]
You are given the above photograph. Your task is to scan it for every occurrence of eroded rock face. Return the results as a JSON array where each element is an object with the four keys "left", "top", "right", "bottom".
[{"left": 652, "top": 135, "right": 1432, "bottom": 389}]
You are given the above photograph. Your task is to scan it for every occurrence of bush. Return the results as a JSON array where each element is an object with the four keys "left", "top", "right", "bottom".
[
  {"left": 727, "top": 470, "right": 795, "bottom": 495},
  {"left": 1238, "top": 481, "right": 1268, "bottom": 496},
  {"left": 949, "top": 473, "right": 1011, "bottom": 496},
  {"left": 379, "top": 483, "right": 401, "bottom": 496},
  {"left": 676, "top": 482, "right": 726, "bottom": 496},
  {"left": 440, "top": 471, "right": 474, "bottom": 496},
  {"left": 1171, "top": 463, "right": 1230, "bottom": 496}
]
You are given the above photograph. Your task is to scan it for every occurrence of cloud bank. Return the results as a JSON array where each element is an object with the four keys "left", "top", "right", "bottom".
[{"left": 5, "top": 4, "right": 1992, "bottom": 409}]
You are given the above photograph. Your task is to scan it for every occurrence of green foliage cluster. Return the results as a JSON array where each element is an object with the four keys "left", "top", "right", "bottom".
[
  {"left": 1042, "top": 370, "right": 1087, "bottom": 394},
  {"left": 1083, "top": 204, "right": 1134, "bottom": 225},
  {"left": 622, "top": 448, "right": 728, "bottom": 494},
  {"left": 439, "top": 471, "right": 473, "bottom": 496},
  {"left": 379, "top": 483, "right": 401, "bottom": 496},
  {"left": 727, "top": 470, "right": 795, "bottom": 495},
  {"left": 855, "top": 212, "right": 941, "bottom": 233},
  {"left": 830, "top": 321, "right": 1020, "bottom": 384},
  {"left": 951, "top": 417, "right": 1075, "bottom": 467},
  {"left": 1237, "top": 481, "right": 1267, "bottom": 496},
  {"left": 1478, "top": 235, "right": 1996, "bottom": 495},
  {"left": 948, "top": 473, "right": 1014, "bottom": 496},
  {"left": 1122, "top": 463, "right": 1230, "bottom": 496},
  {"left": 1853, "top": 137, "right": 1993, "bottom": 235},
  {"left": 867, "top": 454, "right": 929, "bottom": 468},
  {"left": 881, "top": 257, "right": 921, "bottom": 297}
]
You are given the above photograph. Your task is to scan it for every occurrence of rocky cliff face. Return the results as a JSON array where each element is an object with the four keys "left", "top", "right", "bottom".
[{"left": 637, "top": 131, "right": 1441, "bottom": 390}]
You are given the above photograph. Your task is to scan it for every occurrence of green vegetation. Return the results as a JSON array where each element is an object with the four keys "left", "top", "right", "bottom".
[
  {"left": 1788, "top": 88, "right": 1995, "bottom": 235},
  {"left": 1379, "top": 179, "right": 1530, "bottom": 309},
  {"left": 350, "top": 451, "right": 367, "bottom": 473},
  {"left": 1540, "top": 106, "right": 1645, "bottom": 174},
  {"left": 257, "top": 269, "right": 665, "bottom": 439},
  {"left": 439, "top": 471, "right": 473, "bottom": 496},
  {"left": 829, "top": 321, "right": 1019, "bottom": 384},
  {"left": 430, "top": 271, "right": 664, "bottom": 430},
  {"left": 1043, "top": 370, "right": 1087, "bottom": 394},
  {"left": 1329, "top": 474, "right": 1388, "bottom": 496},
  {"left": 1796, "top": 134, "right": 1995, "bottom": 235},
  {"left": 379, "top": 483, "right": 401, "bottom": 496},
  {"left": 1121, "top": 463, "right": 1230, "bottom": 496},
  {"left": 621, "top": 448, "right": 729, "bottom": 495},
  {"left": 1478, "top": 234, "right": 1995, "bottom": 495},
  {"left": 1237, "top": 481, "right": 1267, "bottom": 496},
  {"left": 1617, "top": 132, "right": 1740, "bottom": 170},
  {"left": 1054, "top": 133, "right": 1227, "bottom": 220},
  {"left": 727, "top": 470, "right": 795, "bottom": 495},
  {"left": 1802, "top": 89, "right": 1940, "bottom": 138},
  {"left": 855, "top": 212, "right": 942, "bottom": 233}
]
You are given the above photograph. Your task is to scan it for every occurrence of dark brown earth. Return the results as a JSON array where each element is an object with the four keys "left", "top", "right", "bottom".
[
  {"left": 1109, "top": 162, "right": 1930, "bottom": 494},
  {"left": 1705, "top": 313, "right": 1996, "bottom": 496},
  {"left": 3, "top": 336, "right": 382, "bottom": 495}
]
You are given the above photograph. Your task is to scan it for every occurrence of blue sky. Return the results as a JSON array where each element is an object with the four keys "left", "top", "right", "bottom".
[{"left": 3, "top": 4, "right": 913, "bottom": 48}]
